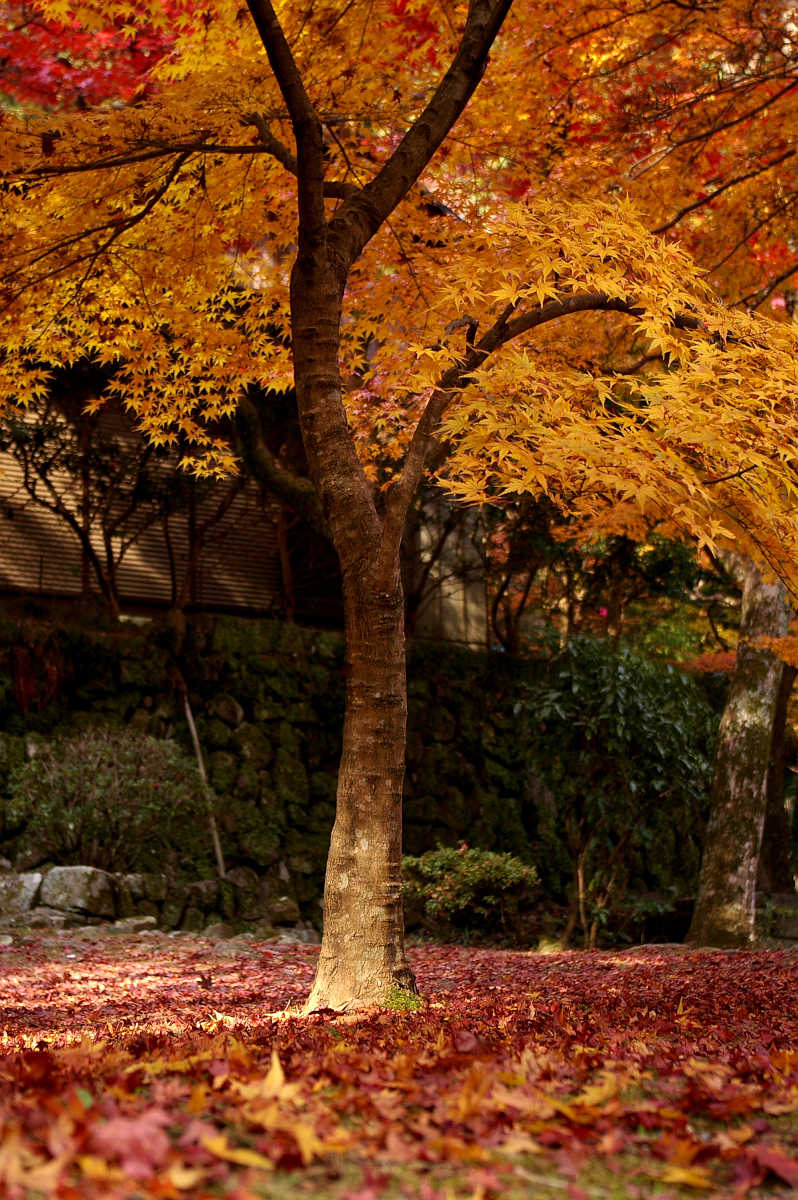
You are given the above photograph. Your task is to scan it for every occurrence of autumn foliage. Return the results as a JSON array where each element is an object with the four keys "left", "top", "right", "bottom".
[{"left": 1, "top": 931, "right": 798, "bottom": 1197}]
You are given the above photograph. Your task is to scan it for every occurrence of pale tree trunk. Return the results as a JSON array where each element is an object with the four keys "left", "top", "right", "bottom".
[
  {"left": 757, "top": 663, "right": 797, "bottom": 895},
  {"left": 307, "top": 576, "right": 416, "bottom": 1009},
  {"left": 687, "top": 556, "right": 790, "bottom": 946}
]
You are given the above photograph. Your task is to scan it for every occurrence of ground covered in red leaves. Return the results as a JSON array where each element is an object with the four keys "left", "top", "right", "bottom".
[{"left": 1, "top": 933, "right": 797, "bottom": 1198}]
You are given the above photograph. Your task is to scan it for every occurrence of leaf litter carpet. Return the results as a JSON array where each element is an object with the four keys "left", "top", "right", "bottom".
[{"left": 0, "top": 932, "right": 797, "bottom": 1198}]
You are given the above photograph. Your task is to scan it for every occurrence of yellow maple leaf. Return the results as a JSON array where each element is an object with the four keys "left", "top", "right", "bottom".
[
  {"left": 660, "top": 1163, "right": 714, "bottom": 1189},
  {"left": 201, "top": 1133, "right": 274, "bottom": 1170}
]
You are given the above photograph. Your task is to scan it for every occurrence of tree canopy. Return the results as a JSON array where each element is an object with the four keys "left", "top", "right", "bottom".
[{"left": 2, "top": 0, "right": 798, "bottom": 584}]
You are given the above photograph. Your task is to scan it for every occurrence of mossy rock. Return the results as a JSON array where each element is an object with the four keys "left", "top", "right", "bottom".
[
  {"left": 284, "top": 702, "right": 317, "bottom": 724},
  {"left": 232, "top": 723, "right": 274, "bottom": 768},
  {"left": 276, "top": 721, "right": 302, "bottom": 757},
  {"left": 228, "top": 801, "right": 282, "bottom": 867},
  {"left": 209, "top": 751, "right": 237, "bottom": 794},
  {"left": 180, "top": 905, "right": 205, "bottom": 932},
  {"left": 278, "top": 623, "right": 306, "bottom": 656},
  {"left": 233, "top": 764, "right": 262, "bottom": 802},
  {"left": 311, "top": 631, "right": 344, "bottom": 663},
  {"left": 263, "top": 670, "right": 302, "bottom": 702},
  {"left": 201, "top": 718, "right": 234, "bottom": 750}
]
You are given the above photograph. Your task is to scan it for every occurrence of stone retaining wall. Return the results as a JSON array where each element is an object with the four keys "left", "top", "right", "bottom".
[{"left": 0, "top": 863, "right": 319, "bottom": 942}]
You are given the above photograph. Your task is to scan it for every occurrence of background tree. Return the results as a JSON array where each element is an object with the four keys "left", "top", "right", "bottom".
[{"left": 3, "top": 0, "right": 798, "bottom": 1007}]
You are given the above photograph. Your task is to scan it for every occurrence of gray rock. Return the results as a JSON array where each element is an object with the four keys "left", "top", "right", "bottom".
[
  {"left": 203, "top": 921, "right": 235, "bottom": 940},
  {"left": 226, "top": 866, "right": 267, "bottom": 921},
  {"left": 121, "top": 873, "right": 168, "bottom": 902},
  {"left": 161, "top": 886, "right": 188, "bottom": 929},
  {"left": 0, "top": 934, "right": 13, "bottom": 946},
  {"left": 0, "top": 872, "right": 42, "bottom": 914},
  {"left": 112, "top": 915, "right": 158, "bottom": 933},
  {"left": 287, "top": 855, "right": 314, "bottom": 875},
  {"left": 247, "top": 919, "right": 278, "bottom": 940},
  {"left": 773, "top": 915, "right": 798, "bottom": 939},
  {"left": 0, "top": 858, "right": 13, "bottom": 874},
  {"left": 269, "top": 894, "right": 301, "bottom": 924},
  {"left": 26, "top": 906, "right": 85, "bottom": 929},
  {"left": 273, "top": 926, "right": 318, "bottom": 945},
  {"left": 40, "top": 866, "right": 115, "bottom": 918},
  {"left": 186, "top": 880, "right": 219, "bottom": 911},
  {"left": 181, "top": 906, "right": 205, "bottom": 932}
]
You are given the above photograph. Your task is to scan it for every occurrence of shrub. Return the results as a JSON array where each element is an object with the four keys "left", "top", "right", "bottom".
[
  {"left": 402, "top": 844, "right": 538, "bottom": 939},
  {"left": 515, "top": 635, "right": 718, "bottom": 945},
  {"left": 5, "top": 727, "right": 217, "bottom": 874}
]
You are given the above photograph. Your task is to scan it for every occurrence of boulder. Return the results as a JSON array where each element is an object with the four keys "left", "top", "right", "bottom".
[
  {"left": 226, "top": 866, "right": 267, "bottom": 921},
  {"left": 40, "top": 866, "right": 115, "bottom": 918},
  {"left": 186, "top": 880, "right": 219, "bottom": 911},
  {"left": 161, "top": 884, "right": 188, "bottom": 929},
  {"left": 203, "top": 921, "right": 235, "bottom": 940},
  {"left": 180, "top": 906, "right": 205, "bottom": 932},
  {"left": 268, "top": 893, "right": 301, "bottom": 925},
  {"left": 0, "top": 872, "right": 41, "bottom": 914},
  {"left": 273, "top": 924, "right": 320, "bottom": 945},
  {"left": 26, "top": 906, "right": 86, "bottom": 929},
  {"left": 112, "top": 915, "right": 158, "bottom": 933},
  {"left": 772, "top": 915, "right": 798, "bottom": 939},
  {"left": 117, "top": 873, "right": 168, "bottom": 903}
]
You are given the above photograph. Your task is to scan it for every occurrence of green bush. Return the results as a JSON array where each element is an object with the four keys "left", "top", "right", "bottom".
[
  {"left": 516, "top": 635, "right": 718, "bottom": 944},
  {"left": 402, "top": 844, "right": 538, "bottom": 938},
  {"left": 5, "top": 727, "right": 217, "bottom": 874}
]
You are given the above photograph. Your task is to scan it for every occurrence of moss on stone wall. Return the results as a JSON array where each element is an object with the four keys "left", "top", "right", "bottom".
[{"left": 0, "top": 615, "right": 719, "bottom": 927}]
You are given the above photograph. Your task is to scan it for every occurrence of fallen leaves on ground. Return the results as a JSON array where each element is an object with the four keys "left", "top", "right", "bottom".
[{"left": 0, "top": 932, "right": 797, "bottom": 1198}]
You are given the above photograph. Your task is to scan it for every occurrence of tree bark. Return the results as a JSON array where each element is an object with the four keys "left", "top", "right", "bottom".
[
  {"left": 687, "top": 557, "right": 790, "bottom": 946},
  {"left": 757, "top": 662, "right": 797, "bottom": 894},
  {"left": 289, "top": 218, "right": 416, "bottom": 1009},
  {"left": 306, "top": 574, "right": 416, "bottom": 1010}
]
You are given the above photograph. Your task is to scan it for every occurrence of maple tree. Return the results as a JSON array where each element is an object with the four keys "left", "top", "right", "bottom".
[
  {"left": 4, "top": 0, "right": 798, "bottom": 1008},
  {"left": 0, "top": 1, "right": 175, "bottom": 111}
]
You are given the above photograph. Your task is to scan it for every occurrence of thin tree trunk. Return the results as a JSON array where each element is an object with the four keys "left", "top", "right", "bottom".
[
  {"left": 757, "top": 662, "right": 797, "bottom": 895},
  {"left": 687, "top": 557, "right": 790, "bottom": 946},
  {"left": 306, "top": 574, "right": 416, "bottom": 1010}
]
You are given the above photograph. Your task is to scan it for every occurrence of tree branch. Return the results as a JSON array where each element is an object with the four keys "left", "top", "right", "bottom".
[
  {"left": 240, "top": 112, "right": 357, "bottom": 198},
  {"left": 244, "top": 0, "right": 326, "bottom": 236},
  {"left": 375, "top": 290, "right": 701, "bottom": 585},
  {"left": 234, "top": 393, "right": 328, "bottom": 537},
  {"left": 328, "top": 0, "right": 515, "bottom": 267}
]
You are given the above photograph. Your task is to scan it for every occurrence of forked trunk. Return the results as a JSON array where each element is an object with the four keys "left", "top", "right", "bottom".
[
  {"left": 687, "top": 558, "right": 790, "bottom": 947},
  {"left": 306, "top": 575, "right": 416, "bottom": 1010}
]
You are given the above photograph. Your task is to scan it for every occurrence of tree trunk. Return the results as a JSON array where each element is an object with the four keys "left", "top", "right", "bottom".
[
  {"left": 687, "top": 558, "right": 790, "bottom": 946},
  {"left": 288, "top": 234, "right": 416, "bottom": 1009},
  {"left": 757, "top": 662, "right": 797, "bottom": 895},
  {"left": 306, "top": 572, "right": 416, "bottom": 1010}
]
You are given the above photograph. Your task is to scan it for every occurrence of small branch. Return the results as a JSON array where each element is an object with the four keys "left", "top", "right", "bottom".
[
  {"left": 328, "top": 0, "right": 514, "bottom": 266},
  {"left": 653, "top": 149, "right": 796, "bottom": 236},
  {"left": 182, "top": 691, "right": 227, "bottom": 880},
  {"left": 244, "top": 0, "right": 327, "bottom": 235},
  {"left": 376, "top": 288, "right": 684, "bottom": 586},
  {"left": 234, "top": 393, "right": 328, "bottom": 536},
  {"left": 240, "top": 112, "right": 357, "bottom": 198}
]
